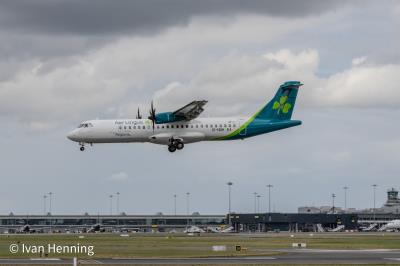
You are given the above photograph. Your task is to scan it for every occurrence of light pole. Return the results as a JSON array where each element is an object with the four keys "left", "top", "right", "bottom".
[
  {"left": 186, "top": 192, "right": 190, "bottom": 215},
  {"left": 253, "top": 192, "right": 257, "bottom": 213},
  {"left": 48, "top": 192, "right": 53, "bottom": 232},
  {"left": 227, "top": 182, "right": 233, "bottom": 224},
  {"left": 186, "top": 192, "right": 190, "bottom": 227},
  {"left": 109, "top": 195, "right": 113, "bottom": 215},
  {"left": 331, "top": 193, "right": 336, "bottom": 213},
  {"left": 48, "top": 192, "right": 53, "bottom": 214},
  {"left": 256, "top": 194, "right": 261, "bottom": 213},
  {"left": 343, "top": 186, "right": 349, "bottom": 210},
  {"left": 116, "top": 192, "right": 120, "bottom": 214},
  {"left": 266, "top": 184, "right": 273, "bottom": 213},
  {"left": 43, "top": 195, "right": 47, "bottom": 215},
  {"left": 372, "top": 184, "right": 377, "bottom": 220},
  {"left": 173, "top": 194, "right": 177, "bottom": 216}
]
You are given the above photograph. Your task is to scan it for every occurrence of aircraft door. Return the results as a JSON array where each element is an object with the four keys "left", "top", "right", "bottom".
[{"left": 238, "top": 120, "right": 247, "bottom": 136}]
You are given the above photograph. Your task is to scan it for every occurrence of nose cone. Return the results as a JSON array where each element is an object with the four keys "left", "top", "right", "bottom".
[{"left": 67, "top": 129, "right": 80, "bottom": 142}]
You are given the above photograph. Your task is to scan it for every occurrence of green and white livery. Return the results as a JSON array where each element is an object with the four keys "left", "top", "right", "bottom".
[{"left": 67, "top": 81, "right": 302, "bottom": 152}]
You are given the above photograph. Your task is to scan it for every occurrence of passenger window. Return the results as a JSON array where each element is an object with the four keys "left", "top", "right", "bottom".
[
  {"left": 228, "top": 124, "right": 231, "bottom": 127},
  {"left": 210, "top": 125, "right": 213, "bottom": 128},
  {"left": 201, "top": 124, "right": 203, "bottom": 128},
  {"left": 124, "top": 126, "right": 127, "bottom": 130},
  {"left": 206, "top": 124, "right": 208, "bottom": 128},
  {"left": 162, "top": 125, "right": 165, "bottom": 129},
  {"left": 142, "top": 126, "right": 145, "bottom": 129},
  {"left": 133, "top": 126, "right": 136, "bottom": 129},
  {"left": 191, "top": 125, "right": 193, "bottom": 128},
  {"left": 233, "top": 124, "right": 236, "bottom": 127},
  {"left": 220, "top": 124, "right": 222, "bottom": 128},
  {"left": 171, "top": 125, "right": 174, "bottom": 128},
  {"left": 186, "top": 125, "right": 189, "bottom": 128},
  {"left": 119, "top": 126, "right": 122, "bottom": 130},
  {"left": 129, "top": 126, "right": 131, "bottom": 129},
  {"left": 215, "top": 124, "right": 218, "bottom": 128},
  {"left": 167, "top": 125, "right": 169, "bottom": 128},
  {"left": 196, "top": 125, "right": 198, "bottom": 128},
  {"left": 181, "top": 125, "right": 184, "bottom": 128},
  {"left": 224, "top": 124, "right": 227, "bottom": 128},
  {"left": 157, "top": 125, "right": 160, "bottom": 129}
]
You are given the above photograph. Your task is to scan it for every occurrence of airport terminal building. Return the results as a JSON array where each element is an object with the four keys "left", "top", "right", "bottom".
[
  {"left": 0, "top": 214, "right": 226, "bottom": 233},
  {"left": 1, "top": 188, "right": 399, "bottom": 233},
  {"left": 0, "top": 212, "right": 397, "bottom": 233},
  {"left": 229, "top": 213, "right": 357, "bottom": 232},
  {"left": 0, "top": 213, "right": 357, "bottom": 233}
]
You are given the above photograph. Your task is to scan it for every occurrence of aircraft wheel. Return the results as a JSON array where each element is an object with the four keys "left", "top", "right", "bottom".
[
  {"left": 80, "top": 146, "right": 85, "bottom": 151},
  {"left": 168, "top": 145, "right": 176, "bottom": 153},
  {"left": 176, "top": 142, "right": 184, "bottom": 150}
]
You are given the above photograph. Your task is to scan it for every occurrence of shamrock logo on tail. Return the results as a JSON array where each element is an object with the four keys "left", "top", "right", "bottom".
[{"left": 272, "top": 95, "right": 292, "bottom": 114}]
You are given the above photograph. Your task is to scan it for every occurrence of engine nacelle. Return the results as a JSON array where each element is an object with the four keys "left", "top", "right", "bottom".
[{"left": 153, "top": 112, "right": 185, "bottom": 124}]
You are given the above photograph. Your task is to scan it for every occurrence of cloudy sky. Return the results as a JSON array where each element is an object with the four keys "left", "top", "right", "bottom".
[{"left": 0, "top": 0, "right": 399, "bottom": 215}]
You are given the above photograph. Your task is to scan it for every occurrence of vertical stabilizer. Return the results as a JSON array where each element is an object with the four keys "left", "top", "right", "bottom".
[{"left": 255, "top": 81, "right": 302, "bottom": 121}]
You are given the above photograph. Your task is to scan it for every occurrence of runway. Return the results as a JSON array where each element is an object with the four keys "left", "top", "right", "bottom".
[{"left": 1, "top": 249, "right": 400, "bottom": 264}]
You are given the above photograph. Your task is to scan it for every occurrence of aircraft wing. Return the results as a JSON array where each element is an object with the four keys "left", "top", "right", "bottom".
[{"left": 172, "top": 100, "right": 207, "bottom": 121}]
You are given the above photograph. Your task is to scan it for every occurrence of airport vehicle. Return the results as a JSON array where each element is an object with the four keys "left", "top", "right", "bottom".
[{"left": 67, "top": 81, "right": 302, "bottom": 152}]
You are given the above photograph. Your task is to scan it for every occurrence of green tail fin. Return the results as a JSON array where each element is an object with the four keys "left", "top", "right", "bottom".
[{"left": 255, "top": 81, "right": 302, "bottom": 121}]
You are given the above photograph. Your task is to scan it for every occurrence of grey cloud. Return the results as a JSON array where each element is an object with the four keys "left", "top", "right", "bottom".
[
  {"left": 0, "top": 0, "right": 346, "bottom": 35},
  {"left": 0, "top": 0, "right": 398, "bottom": 215}
]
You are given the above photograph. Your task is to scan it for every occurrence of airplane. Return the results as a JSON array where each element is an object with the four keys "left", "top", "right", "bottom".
[
  {"left": 221, "top": 226, "right": 235, "bottom": 233},
  {"left": 17, "top": 224, "right": 52, "bottom": 234},
  {"left": 183, "top": 225, "right": 205, "bottom": 234},
  {"left": 67, "top": 81, "right": 302, "bottom": 152},
  {"left": 378, "top": 219, "right": 400, "bottom": 232},
  {"left": 207, "top": 225, "right": 234, "bottom": 233}
]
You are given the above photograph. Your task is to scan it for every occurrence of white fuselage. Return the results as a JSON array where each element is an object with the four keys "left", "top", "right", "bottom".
[
  {"left": 67, "top": 117, "right": 246, "bottom": 145},
  {"left": 385, "top": 220, "right": 400, "bottom": 230}
]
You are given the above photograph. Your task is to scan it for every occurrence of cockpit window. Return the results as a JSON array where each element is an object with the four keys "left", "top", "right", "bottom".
[{"left": 78, "top": 123, "right": 93, "bottom": 128}]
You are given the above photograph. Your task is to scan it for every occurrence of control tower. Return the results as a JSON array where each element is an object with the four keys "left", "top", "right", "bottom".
[{"left": 382, "top": 188, "right": 400, "bottom": 213}]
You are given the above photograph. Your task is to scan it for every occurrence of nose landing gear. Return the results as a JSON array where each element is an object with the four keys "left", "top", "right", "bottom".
[
  {"left": 168, "top": 139, "right": 184, "bottom": 153},
  {"left": 79, "top": 142, "right": 92, "bottom": 151},
  {"left": 79, "top": 142, "right": 85, "bottom": 151}
]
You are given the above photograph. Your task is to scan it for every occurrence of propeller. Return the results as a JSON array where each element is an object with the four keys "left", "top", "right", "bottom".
[
  {"left": 136, "top": 107, "right": 142, "bottom": 119},
  {"left": 148, "top": 101, "right": 156, "bottom": 132}
]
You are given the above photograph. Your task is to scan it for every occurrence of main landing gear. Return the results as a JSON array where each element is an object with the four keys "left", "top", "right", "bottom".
[{"left": 168, "top": 139, "right": 184, "bottom": 153}]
